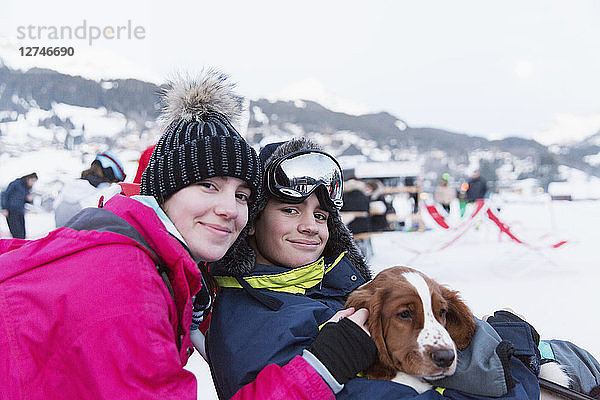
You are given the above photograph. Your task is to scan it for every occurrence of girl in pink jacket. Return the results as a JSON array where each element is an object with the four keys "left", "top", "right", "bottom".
[{"left": 0, "top": 70, "right": 374, "bottom": 399}]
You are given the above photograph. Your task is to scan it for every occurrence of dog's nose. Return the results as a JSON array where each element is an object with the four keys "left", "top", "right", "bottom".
[{"left": 431, "top": 349, "right": 455, "bottom": 368}]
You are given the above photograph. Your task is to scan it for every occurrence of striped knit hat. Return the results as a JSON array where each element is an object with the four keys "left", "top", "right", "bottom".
[{"left": 140, "top": 70, "right": 262, "bottom": 207}]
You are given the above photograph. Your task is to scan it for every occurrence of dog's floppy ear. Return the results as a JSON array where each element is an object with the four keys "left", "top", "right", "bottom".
[
  {"left": 346, "top": 283, "right": 396, "bottom": 377},
  {"left": 441, "top": 286, "right": 477, "bottom": 350},
  {"left": 345, "top": 283, "right": 373, "bottom": 311}
]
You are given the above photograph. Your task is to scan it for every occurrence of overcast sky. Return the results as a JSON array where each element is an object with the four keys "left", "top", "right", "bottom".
[{"left": 1, "top": 0, "right": 599, "bottom": 144}]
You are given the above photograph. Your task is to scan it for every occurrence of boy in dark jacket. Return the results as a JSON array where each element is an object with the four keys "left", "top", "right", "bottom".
[{"left": 207, "top": 139, "right": 540, "bottom": 400}]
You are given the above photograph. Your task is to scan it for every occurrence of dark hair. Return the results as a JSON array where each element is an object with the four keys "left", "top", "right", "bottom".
[
  {"left": 19, "top": 173, "right": 38, "bottom": 189},
  {"left": 198, "top": 262, "right": 217, "bottom": 300},
  {"left": 19, "top": 172, "right": 38, "bottom": 182},
  {"left": 100, "top": 164, "right": 119, "bottom": 182},
  {"left": 81, "top": 160, "right": 116, "bottom": 183},
  {"left": 20, "top": 172, "right": 38, "bottom": 181}
]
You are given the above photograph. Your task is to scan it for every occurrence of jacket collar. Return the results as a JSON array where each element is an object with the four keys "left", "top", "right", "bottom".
[
  {"left": 132, "top": 195, "right": 188, "bottom": 247},
  {"left": 214, "top": 252, "right": 364, "bottom": 295}
]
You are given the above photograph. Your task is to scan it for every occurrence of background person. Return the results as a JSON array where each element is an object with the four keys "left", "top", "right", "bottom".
[
  {"left": 365, "top": 179, "right": 395, "bottom": 232},
  {"left": 404, "top": 175, "right": 420, "bottom": 214},
  {"left": 434, "top": 173, "right": 457, "bottom": 213},
  {"left": 53, "top": 151, "right": 126, "bottom": 227},
  {"left": 340, "top": 178, "right": 372, "bottom": 259},
  {"left": 0, "top": 172, "right": 38, "bottom": 239},
  {"left": 465, "top": 169, "right": 488, "bottom": 203},
  {"left": 340, "top": 178, "right": 371, "bottom": 233}
]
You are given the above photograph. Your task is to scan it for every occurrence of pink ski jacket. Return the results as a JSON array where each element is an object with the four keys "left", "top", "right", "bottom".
[{"left": 0, "top": 195, "right": 333, "bottom": 400}]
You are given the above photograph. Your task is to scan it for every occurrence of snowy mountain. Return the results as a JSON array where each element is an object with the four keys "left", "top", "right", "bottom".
[
  {"left": 533, "top": 112, "right": 600, "bottom": 146},
  {"left": 548, "top": 131, "right": 600, "bottom": 177},
  {"left": 2, "top": 64, "right": 600, "bottom": 192},
  {"left": 245, "top": 99, "right": 598, "bottom": 190}
]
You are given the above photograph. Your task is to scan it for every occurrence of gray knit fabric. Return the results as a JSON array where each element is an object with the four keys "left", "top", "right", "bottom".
[{"left": 141, "top": 116, "right": 261, "bottom": 204}]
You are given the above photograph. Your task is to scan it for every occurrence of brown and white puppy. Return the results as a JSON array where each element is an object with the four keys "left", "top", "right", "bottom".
[{"left": 345, "top": 266, "right": 477, "bottom": 393}]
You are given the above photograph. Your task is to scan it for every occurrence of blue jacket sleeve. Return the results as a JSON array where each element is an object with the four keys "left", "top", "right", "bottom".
[
  {"left": 432, "top": 320, "right": 512, "bottom": 396},
  {"left": 442, "top": 357, "right": 539, "bottom": 400},
  {"left": 540, "top": 339, "right": 600, "bottom": 396},
  {"left": 5, "top": 180, "right": 29, "bottom": 212}
]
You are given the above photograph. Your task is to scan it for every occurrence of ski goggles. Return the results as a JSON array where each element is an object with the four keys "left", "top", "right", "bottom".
[{"left": 265, "top": 150, "right": 344, "bottom": 209}]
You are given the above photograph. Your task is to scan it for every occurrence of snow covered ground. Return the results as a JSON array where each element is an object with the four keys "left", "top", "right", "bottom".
[{"left": 1, "top": 198, "right": 598, "bottom": 399}]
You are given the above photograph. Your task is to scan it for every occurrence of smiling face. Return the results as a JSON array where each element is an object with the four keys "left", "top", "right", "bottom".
[
  {"left": 251, "top": 193, "right": 329, "bottom": 268},
  {"left": 162, "top": 176, "right": 251, "bottom": 262}
]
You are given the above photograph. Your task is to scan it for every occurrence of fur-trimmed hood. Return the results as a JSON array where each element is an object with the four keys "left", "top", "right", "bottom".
[{"left": 212, "top": 137, "right": 372, "bottom": 281}]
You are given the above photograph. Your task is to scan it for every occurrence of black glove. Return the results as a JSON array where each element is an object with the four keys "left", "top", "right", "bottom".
[
  {"left": 307, "top": 318, "right": 378, "bottom": 384},
  {"left": 487, "top": 310, "right": 540, "bottom": 345},
  {"left": 495, "top": 340, "right": 517, "bottom": 391},
  {"left": 487, "top": 310, "right": 541, "bottom": 376}
]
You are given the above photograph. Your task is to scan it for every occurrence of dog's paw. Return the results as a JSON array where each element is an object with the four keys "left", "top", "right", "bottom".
[{"left": 391, "top": 372, "right": 434, "bottom": 394}]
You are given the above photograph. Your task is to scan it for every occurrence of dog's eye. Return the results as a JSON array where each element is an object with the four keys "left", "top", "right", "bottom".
[
  {"left": 439, "top": 309, "right": 447, "bottom": 318},
  {"left": 397, "top": 310, "right": 411, "bottom": 320}
]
